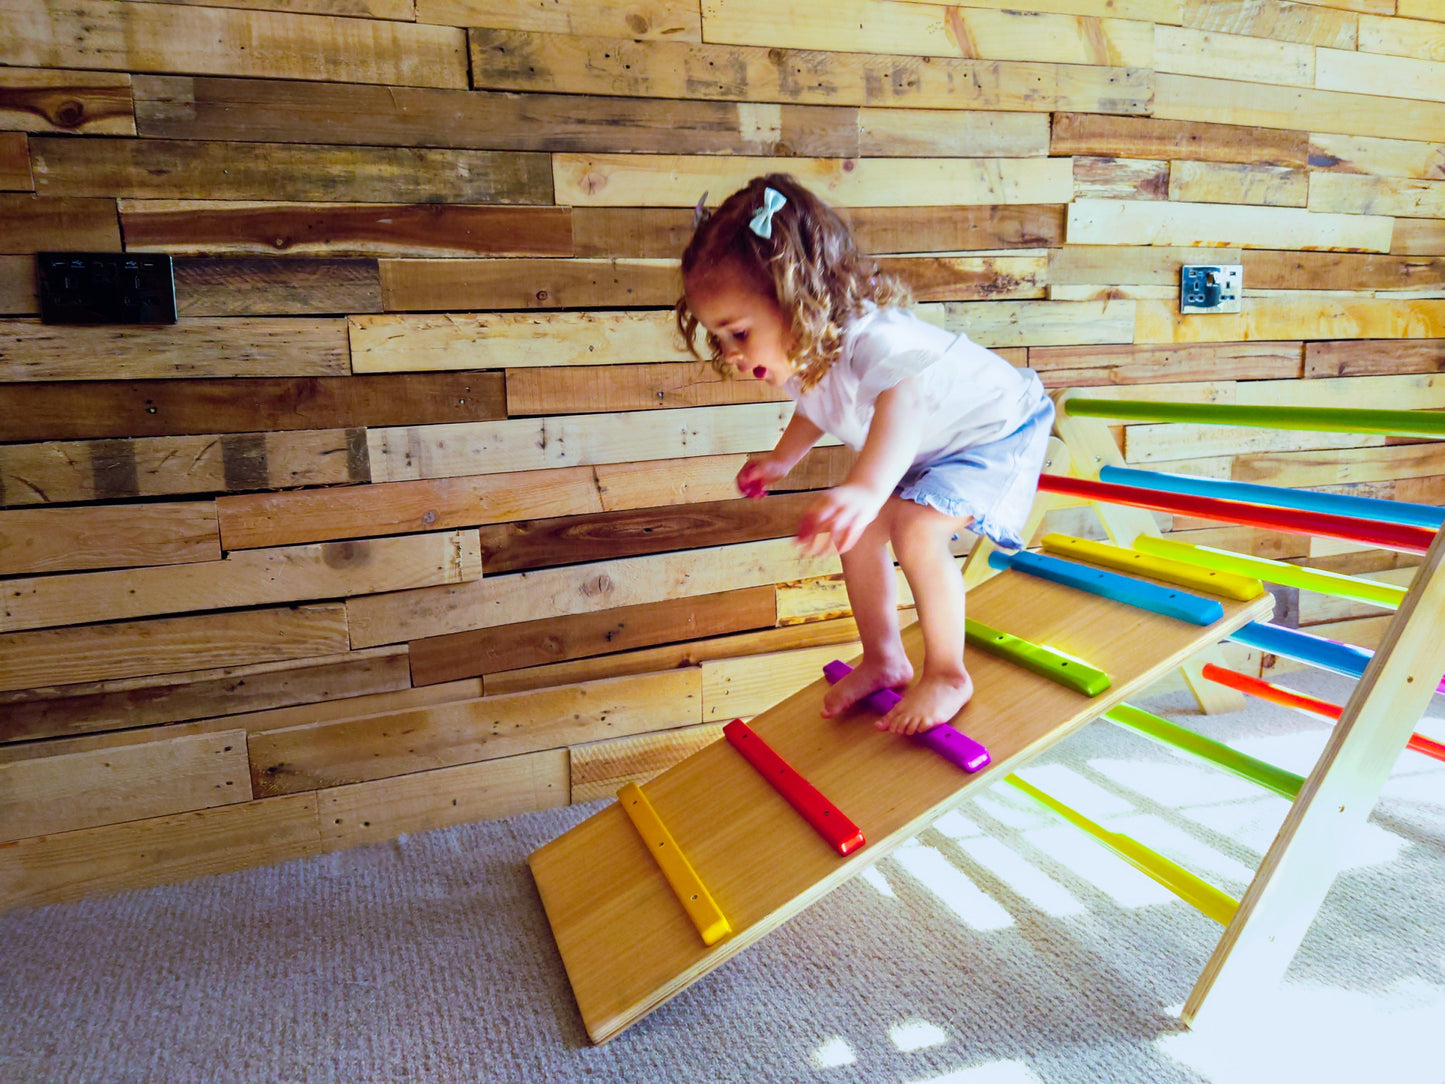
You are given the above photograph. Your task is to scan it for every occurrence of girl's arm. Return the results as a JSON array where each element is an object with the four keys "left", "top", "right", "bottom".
[
  {"left": 796, "top": 378, "right": 923, "bottom": 553},
  {"left": 738, "top": 410, "right": 825, "bottom": 497}
]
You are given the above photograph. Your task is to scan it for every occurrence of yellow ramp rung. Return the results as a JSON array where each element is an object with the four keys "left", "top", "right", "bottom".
[
  {"left": 1041, "top": 534, "right": 1265, "bottom": 602},
  {"left": 618, "top": 782, "right": 732, "bottom": 947}
]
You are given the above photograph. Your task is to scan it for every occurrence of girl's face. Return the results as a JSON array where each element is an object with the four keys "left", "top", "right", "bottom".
[{"left": 685, "top": 264, "right": 795, "bottom": 387}]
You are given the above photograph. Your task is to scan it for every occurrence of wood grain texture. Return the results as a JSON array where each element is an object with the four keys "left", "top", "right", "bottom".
[
  {"left": 350, "top": 311, "right": 681, "bottom": 373},
  {"left": 1306, "top": 132, "right": 1445, "bottom": 182},
  {"left": 0, "top": 194, "right": 119, "bottom": 253},
  {"left": 123, "top": 199, "right": 573, "bottom": 258},
  {"left": 0, "top": 132, "right": 31, "bottom": 191},
  {"left": 0, "top": 255, "right": 34, "bottom": 314},
  {"left": 1054, "top": 111, "right": 1311, "bottom": 165},
  {"left": 571, "top": 724, "right": 725, "bottom": 805},
  {"left": 1066, "top": 198, "right": 1392, "bottom": 251},
  {"left": 0, "top": 372, "right": 504, "bottom": 442},
  {"left": 0, "top": 428, "right": 368, "bottom": 507},
  {"left": 505, "top": 361, "right": 785, "bottom": 417},
  {"left": 0, "top": 648, "right": 410, "bottom": 745},
  {"left": 0, "top": 729, "right": 250, "bottom": 842},
  {"left": 379, "top": 258, "right": 678, "bottom": 311},
  {"left": 1029, "top": 341, "right": 1302, "bottom": 386},
  {"left": 553, "top": 153, "right": 1075, "bottom": 207},
  {"left": 319, "top": 748, "right": 567, "bottom": 850},
  {"left": 1180, "top": 0, "right": 1357, "bottom": 48},
  {"left": 2, "top": 531, "right": 481, "bottom": 633},
  {"left": 0, "top": 791, "right": 322, "bottom": 912},
  {"left": 0, "top": 500, "right": 219, "bottom": 576},
  {"left": 1243, "top": 252, "right": 1445, "bottom": 292},
  {"left": 1134, "top": 298, "right": 1445, "bottom": 345},
  {"left": 0, "top": 317, "right": 348, "bottom": 381},
  {"left": 1168, "top": 162, "right": 1307, "bottom": 207},
  {"left": 409, "top": 587, "right": 777, "bottom": 687},
  {"left": 346, "top": 537, "right": 840, "bottom": 649},
  {"left": 171, "top": 258, "right": 383, "bottom": 317},
  {"left": 0, "top": 67, "right": 135, "bottom": 135},
  {"left": 132, "top": 75, "right": 858, "bottom": 157},
  {"left": 1154, "top": 23, "right": 1314, "bottom": 85},
  {"left": 0, "top": 0, "right": 468, "bottom": 88},
  {"left": 31, "top": 137, "right": 552, "bottom": 203},
  {"left": 470, "top": 28, "right": 1152, "bottom": 114},
  {"left": 254, "top": 669, "right": 699, "bottom": 795},
  {"left": 0, "top": 604, "right": 351, "bottom": 694},
  {"left": 1303, "top": 339, "right": 1445, "bottom": 377},
  {"left": 418, "top": 0, "right": 700, "bottom": 39}
]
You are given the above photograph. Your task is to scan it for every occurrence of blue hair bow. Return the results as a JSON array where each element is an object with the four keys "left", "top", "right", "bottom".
[{"left": 748, "top": 187, "right": 787, "bottom": 239}]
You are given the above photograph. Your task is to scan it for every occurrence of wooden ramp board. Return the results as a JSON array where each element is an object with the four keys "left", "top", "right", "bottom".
[{"left": 528, "top": 568, "right": 1273, "bottom": 1042}]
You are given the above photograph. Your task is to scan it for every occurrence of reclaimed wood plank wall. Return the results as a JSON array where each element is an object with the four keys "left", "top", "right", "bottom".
[{"left": 2, "top": 0, "right": 1443, "bottom": 909}]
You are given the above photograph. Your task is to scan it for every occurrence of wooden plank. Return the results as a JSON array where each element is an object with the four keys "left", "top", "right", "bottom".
[
  {"left": 878, "top": 255, "right": 1047, "bottom": 302},
  {"left": 2, "top": 531, "right": 482, "bottom": 633},
  {"left": 478, "top": 494, "right": 815, "bottom": 574},
  {"left": 701, "top": 643, "right": 859, "bottom": 720},
  {"left": 846, "top": 205, "right": 1066, "bottom": 254},
  {"left": 531, "top": 571, "right": 1273, "bottom": 1041},
  {"left": 1052, "top": 112, "right": 1307, "bottom": 167},
  {"left": 1235, "top": 372, "right": 1445, "bottom": 411},
  {"left": 1154, "top": 24, "right": 1313, "bottom": 86},
  {"left": 191, "top": 675, "right": 484, "bottom": 739},
  {"left": 0, "top": 255, "right": 34, "bottom": 314},
  {"left": 366, "top": 403, "right": 804, "bottom": 483},
  {"left": 1230, "top": 442, "right": 1445, "bottom": 488},
  {"left": 123, "top": 199, "right": 572, "bottom": 258},
  {"left": 0, "top": 372, "right": 504, "bottom": 442},
  {"left": 0, "top": 317, "right": 347, "bottom": 381},
  {"left": 942, "top": 299, "right": 1136, "bottom": 348},
  {"left": 700, "top": 0, "right": 1154, "bottom": 66},
  {"left": 506, "top": 361, "right": 785, "bottom": 417},
  {"left": 409, "top": 587, "right": 778, "bottom": 687},
  {"left": 1073, "top": 157, "right": 1168, "bottom": 201},
  {"left": 0, "top": 428, "right": 368, "bottom": 507},
  {"left": 0, "top": 132, "right": 31, "bottom": 191},
  {"left": 1134, "top": 298, "right": 1445, "bottom": 345},
  {"left": 1124, "top": 424, "right": 1382, "bottom": 465},
  {"left": 1303, "top": 339, "right": 1445, "bottom": 378},
  {"left": 256, "top": 669, "right": 700, "bottom": 795},
  {"left": 571, "top": 724, "right": 725, "bottom": 805},
  {"left": 1308, "top": 173, "right": 1445, "bottom": 219},
  {"left": 349, "top": 311, "right": 679, "bottom": 373},
  {"left": 857, "top": 108, "right": 1048, "bottom": 158},
  {"left": 347, "top": 538, "right": 840, "bottom": 649},
  {"left": 216, "top": 467, "right": 606, "bottom": 551},
  {"left": 171, "top": 0, "right": 415, "bottom": 17},
  {"left": 1186, "top": 526, "right": 1445, "bottom": 1026},
  {"left": 1242, "top": 252, "right": 1445, "bottom": 293},
  {"left": 470, "top": 28, "right": 1152, "bottom": 114},
  {"left": 0, "top": 194, "right": 119, "bottom": 253},
  {"left": 0, "top": 67, "right": 135, "bottom": 135},
  {"left": 31, "top": 137, "right": 551, "bottom": 203},
  {"left": 0, "top": 603, "right": 350, "bottom": 694},
  {"left": 380, "top": 258, "right": 677, "bottom": 312},
  {"left": 0, "top": 0, "right": 468, "bottom": 88},
  {"left": 1156, "top": 73, "right": 1445, "bottom": 144},
  {"left": 0, "top": 500, "right": 218, "bottom": 577},
  {"left": 1393, "top": 219, "right": 1445, "bottom": 257},
  {"left": 1030, "top": 341, "right": 1302, "bottom": 386},
  {"left": 132, "top": 74, "right": 860, "bottom": 158},
  {"left": 1316, "top": 46, "right": 1445, "bottom": 106},
  {"left": 1359, "top": 11, "right": 1445, "bottom": 59},
  {"left": 0, "top": 648, "right": 410, "bottom": 745},
  {"left": 1049, "top": 244, "right": 1244, "bottom": 285},
  {"left": 1307, "top": 132, "right": 1445, "bottom": 181},
  {"left": 1067, "top": 198, "right": 1392, "bottom": 252},
  {"left": 320, "top": 749, "right": 567, "bottom": 849},
  {"left": 1180, "top": 0, "right": 1356, "bottom": 48},
  {"left": 554, "top": 153, "right": 1074, "bottom": 208},
  {"left": 0, "top": 792, "right": 321, "bottom": 912},
  {"left": 1168, "top": 162, "right": 1307, "bottom": 207},
  {"left": 0, "top": 729, "right": 250, "bottom": 842},
  {"left": 172, "top": 257, "right": 382, "bottom": 317},
  {"left": 418, "top": 0, "right": 700, "bottom": 38},
  {"left": 886, "top": 0, "right": 1179, "bottom": 16}
]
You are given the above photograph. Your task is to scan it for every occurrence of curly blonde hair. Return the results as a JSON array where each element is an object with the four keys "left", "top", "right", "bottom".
[{"left": 675, "top": 173, "right": 911, "bottom": 391}]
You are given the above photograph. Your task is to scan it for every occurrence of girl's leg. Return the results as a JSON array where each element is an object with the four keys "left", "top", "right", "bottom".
[
  {"left": 820, "top": 510, "right": 914, "bottom": 718},
  {"left": 882, "top": 500, "right": 975, "bottom": 735}
]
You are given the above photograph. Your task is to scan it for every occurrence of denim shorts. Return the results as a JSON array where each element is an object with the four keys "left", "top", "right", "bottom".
[{"left": 894, "top": 393, "right": 1055, "bottom": 550}]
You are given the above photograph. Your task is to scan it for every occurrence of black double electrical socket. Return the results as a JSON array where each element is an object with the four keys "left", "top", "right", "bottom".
[{"left": 37, "top": 252, "right": 177, "bottom": 325}]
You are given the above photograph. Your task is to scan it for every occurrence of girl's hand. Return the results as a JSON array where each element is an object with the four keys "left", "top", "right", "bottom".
[
  {"left": 736, "top": 456, "right": 790, "bottom": 499},
  {"left": 796, "top": 484, "right": 886, "bottom": 555}
]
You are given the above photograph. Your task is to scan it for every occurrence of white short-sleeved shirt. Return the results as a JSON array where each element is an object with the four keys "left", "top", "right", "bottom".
[{"left": 785, "top": 305, "right": 1047, "bottom": 467}]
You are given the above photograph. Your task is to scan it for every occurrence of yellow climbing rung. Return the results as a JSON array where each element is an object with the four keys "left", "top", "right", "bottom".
[
  {"left": 1040, "top": 534, "right": 1265, "bottom": 602},
  {"left": 617, "top": 782, "right": 732, "bottom": 947}
]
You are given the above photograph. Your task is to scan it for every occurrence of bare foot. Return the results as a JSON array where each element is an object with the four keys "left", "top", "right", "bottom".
[
  {"left": 878, "top": 670, "right": 974, "bottom": 735},
  {"left": 821, "top": 656, "right": 913, "bottom": 718}
]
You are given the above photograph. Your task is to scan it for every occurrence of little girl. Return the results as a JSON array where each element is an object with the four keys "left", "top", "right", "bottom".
[{"left": 676, "top": 174, "right": 1054, "bottom": 735}]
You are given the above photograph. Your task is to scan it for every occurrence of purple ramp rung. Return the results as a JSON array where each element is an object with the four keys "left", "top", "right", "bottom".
[{"left": 822, "top": 660, "right": 991, "bottom": 773}]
